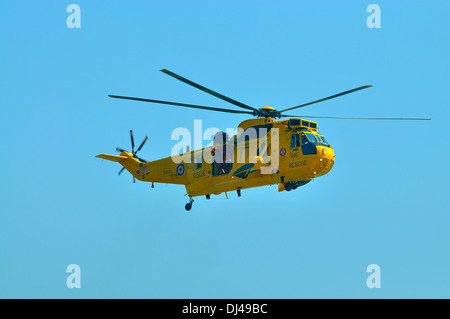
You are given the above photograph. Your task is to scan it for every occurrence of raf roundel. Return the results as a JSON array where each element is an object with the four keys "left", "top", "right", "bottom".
[
  {"left": 176, "top": 164, "right": 185, "bottom": 176},
  {"left": 280, "top": 148, "right": 286, "bottom": 157}
]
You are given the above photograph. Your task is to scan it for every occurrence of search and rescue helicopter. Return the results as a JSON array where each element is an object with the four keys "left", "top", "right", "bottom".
[{"left": 96, "top": 69, "right": 430, "bottom": 211}]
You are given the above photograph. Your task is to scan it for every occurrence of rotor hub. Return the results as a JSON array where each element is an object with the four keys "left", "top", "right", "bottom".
[{"left": 254, "top": 106, "right": 281, "bottom": 119}]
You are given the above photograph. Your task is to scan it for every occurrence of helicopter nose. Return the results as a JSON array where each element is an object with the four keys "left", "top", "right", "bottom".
[
  {"left": 316, "top": 147, "right": 335, "bottom": 175},
  {"left": 322, "top": 146, "right": 334, "bottom": 161}
]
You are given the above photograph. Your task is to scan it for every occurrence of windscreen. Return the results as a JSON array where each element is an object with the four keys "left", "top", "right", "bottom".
[{"left": 305, "top": 132, "right": 330, "bottom": 146}]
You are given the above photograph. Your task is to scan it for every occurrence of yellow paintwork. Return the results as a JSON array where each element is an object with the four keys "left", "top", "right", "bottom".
[{"left": 96, "top": 118, "right": 335, "bottom": 198}]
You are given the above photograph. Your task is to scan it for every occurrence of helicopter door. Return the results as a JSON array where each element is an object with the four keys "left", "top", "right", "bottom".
[
  {"left": 212, "top": 151, "right": 233, "bottom": 176},
  {"left": 212, "top": 132, "right": 233, "bottom": 176},
  {"left": 290, "top": 133, "right": 300, "bottom": 149},
  {"left": 301, "top": 132, "right": 317, "bottom": 155}
]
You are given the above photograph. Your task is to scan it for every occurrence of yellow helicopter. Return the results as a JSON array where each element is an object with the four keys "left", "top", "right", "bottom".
[{"left": 96, "top": 69, "right": 430, "bottom": 211}]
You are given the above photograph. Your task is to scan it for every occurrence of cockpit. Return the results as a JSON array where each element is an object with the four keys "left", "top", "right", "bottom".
[{"left": 291, "top": 130, "right": 330, "bottom": 148}]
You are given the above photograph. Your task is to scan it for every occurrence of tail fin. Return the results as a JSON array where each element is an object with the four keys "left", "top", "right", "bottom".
[
  {"left": 96, "top": 152, "right": 142, "bottom": 180},
  {"left": 96, "top": 154, "right": 128, "bottom": 162}
]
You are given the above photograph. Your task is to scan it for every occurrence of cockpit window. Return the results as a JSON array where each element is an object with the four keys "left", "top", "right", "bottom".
[
  {"left": 301, "top": 132, "right": 309, "bottom": 146},
  {"left": 302, "top": 132, "right": 330, "bottom": 146},
  {"left": 318, "top": 134, "right": 329, "bottom": 146},
  {"left": 305, "top": 132, "right": 319, "bottom": 144}
]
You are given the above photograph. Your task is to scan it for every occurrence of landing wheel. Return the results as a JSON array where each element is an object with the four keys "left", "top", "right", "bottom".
[
  {"left": 185, "top": 196, "right": 194, "bottom": 211},
  {"left": 285, "top": 182, "right": 293, "bottom": 192}
]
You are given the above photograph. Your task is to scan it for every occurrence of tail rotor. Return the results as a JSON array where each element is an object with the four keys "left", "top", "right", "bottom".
[{"left": 116, "top": 130, "right": 148, "bottom": 182}]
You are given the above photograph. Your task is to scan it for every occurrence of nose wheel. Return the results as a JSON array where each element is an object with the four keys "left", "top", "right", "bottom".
[
  {"left": 285, "top": 180, "right": 311, "bottom": 191},
  {"left": 185, "top": 196, "right": 194, "bottom": 211}
]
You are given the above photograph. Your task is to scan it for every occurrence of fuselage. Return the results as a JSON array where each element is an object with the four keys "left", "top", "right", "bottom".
[{"left": 119, "top": 117, "right": 335, "bottom": 198}]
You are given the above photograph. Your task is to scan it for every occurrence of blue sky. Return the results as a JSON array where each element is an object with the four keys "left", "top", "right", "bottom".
[{"left": 0, "top": 1, "right": 449, "bottom": 298}]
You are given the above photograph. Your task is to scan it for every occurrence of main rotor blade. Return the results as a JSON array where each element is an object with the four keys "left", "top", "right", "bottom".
[
  {"left": 279, "top": 85, "right": 373, "bottom": 113},
  {"left": 108, "top": 95, "right": 254, "bottom": 115},
  {"left": 280, "top": 114, "right": 431, "bottom": 120},
  {"left": 160, "top": 69, "right": 258, "bottom": 112},
  {"left": 129, "top": 130, "right": 135, "bottom": 153}
]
